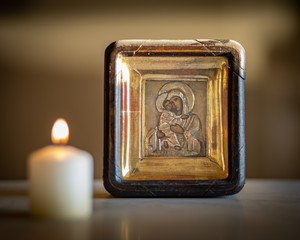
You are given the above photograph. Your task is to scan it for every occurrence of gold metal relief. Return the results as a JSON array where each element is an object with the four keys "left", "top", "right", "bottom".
[{"left": 117, "top": 55, "right": 228, "bottom": 180}]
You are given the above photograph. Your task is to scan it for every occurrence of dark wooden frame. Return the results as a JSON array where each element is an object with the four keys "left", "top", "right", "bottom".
[{"left": 103, "top": 40, "right": 245, "bottom": 197}]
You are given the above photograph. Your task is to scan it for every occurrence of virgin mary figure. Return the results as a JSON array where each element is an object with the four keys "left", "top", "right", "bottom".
[{"left": 145, "top": 82, "right": 205, "bottom": 156}]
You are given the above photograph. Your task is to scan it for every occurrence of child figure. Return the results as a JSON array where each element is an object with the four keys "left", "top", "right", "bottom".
[{"left": 157, "top": 100, "right": 181, "bottom": 150}]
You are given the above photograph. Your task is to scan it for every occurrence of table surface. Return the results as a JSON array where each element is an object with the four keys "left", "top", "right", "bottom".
[{"left": 0, "top": 179, "right": 299, "bottom": 240}]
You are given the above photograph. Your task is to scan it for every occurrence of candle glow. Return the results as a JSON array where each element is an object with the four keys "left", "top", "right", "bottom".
[{"left": 51, "top": 118, "right": 69, "bottom": 145}]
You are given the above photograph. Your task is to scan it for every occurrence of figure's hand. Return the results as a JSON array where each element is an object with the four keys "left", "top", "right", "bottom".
[
  {"left": 170, "top": 124, "right": 184, "bottom": 134},
  {"left": 181, "top": 114, "right": 189, "bottom": 119},
  {"left": 157, "top": 130, "right": 165, "bottom": 138}
]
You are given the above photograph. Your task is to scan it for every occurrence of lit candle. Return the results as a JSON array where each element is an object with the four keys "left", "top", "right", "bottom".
[{"left": 28, "top": 118, "right": 93, "bottom": 219}]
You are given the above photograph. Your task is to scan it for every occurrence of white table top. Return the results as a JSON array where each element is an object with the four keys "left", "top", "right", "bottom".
[{"left": 0, "top": 179, "right": 299, "bottom": 240}]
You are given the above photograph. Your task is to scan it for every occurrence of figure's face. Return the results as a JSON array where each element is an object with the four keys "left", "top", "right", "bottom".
[
  {"left": 170, "top": 96, "right": 183, "bottom": 115},
  {"left": 163, "top": 100, "right": 172, "bottom": 111}
]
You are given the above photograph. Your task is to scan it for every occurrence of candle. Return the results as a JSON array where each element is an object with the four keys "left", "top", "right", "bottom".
[{"left": 28, "top": 118, "right": 93, "bottom": 219}]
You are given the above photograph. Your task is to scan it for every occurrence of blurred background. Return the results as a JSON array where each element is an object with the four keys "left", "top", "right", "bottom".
[{"left": 0, "top": 0, "right": 299, "bottom": 180}]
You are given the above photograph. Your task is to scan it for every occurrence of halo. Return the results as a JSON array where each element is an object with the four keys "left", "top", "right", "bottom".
[{"left": 157, "top": 82, "right": 195, "bottom": 112}]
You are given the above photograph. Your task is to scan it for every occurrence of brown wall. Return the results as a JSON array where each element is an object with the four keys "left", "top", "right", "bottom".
[{"left": 0, "top": 0, "right": 299, "bottom": 179}]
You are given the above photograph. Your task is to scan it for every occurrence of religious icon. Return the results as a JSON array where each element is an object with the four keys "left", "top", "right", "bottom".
[
  {"left": 103, "top": 39, "right": 246, "bottom": 197},
  {"left": 145, "top": 81, "right": 206, "bottom": 157}
]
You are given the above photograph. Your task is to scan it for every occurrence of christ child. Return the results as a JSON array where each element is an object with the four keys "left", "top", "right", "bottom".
[{"left": 157, "top": 100, "right": 181, "bottom": 150}]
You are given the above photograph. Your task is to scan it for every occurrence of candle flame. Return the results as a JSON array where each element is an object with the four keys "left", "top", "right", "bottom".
[{"left": 51, "top": 118, "right": 69, "bottom": 145}]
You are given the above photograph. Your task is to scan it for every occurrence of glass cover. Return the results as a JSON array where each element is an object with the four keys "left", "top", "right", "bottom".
[{"left": 115, "top": 54, "right": 228, "bottom": 180}]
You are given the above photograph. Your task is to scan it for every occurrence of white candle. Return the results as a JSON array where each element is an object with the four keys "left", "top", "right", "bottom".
[{"left": 28, "top": 118, "right": 93, "bottom": 219}]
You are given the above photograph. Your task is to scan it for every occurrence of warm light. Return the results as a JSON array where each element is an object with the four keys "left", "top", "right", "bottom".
[
  {"left": 121, "top": 62, "right": 130, "bottom": 177},
  {"left": 51, "top": 118, "right": 69, "bottom": 145},
  {"left": 121, "top": 62, "right": 130, "bottom": 83}
]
